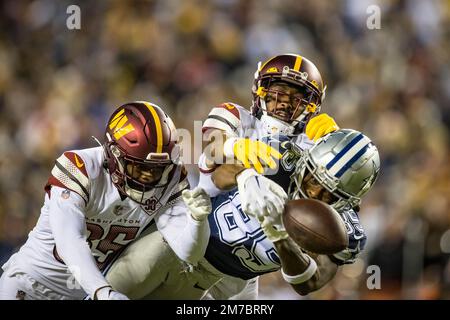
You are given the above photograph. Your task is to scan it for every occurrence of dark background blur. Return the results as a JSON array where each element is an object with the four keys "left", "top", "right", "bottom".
[{"left": 0, "top": 0, "right": 449, "bottom": 299}]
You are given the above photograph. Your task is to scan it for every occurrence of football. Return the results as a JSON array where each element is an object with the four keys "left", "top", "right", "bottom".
[{"left": 282, "top": 199, "right": 348, "bottom": 254}]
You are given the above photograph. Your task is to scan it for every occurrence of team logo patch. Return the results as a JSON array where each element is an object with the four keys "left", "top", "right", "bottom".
[
  {"left": 74, "top": 154, "right": 84, "bottom": 168},
  {"left": 61, "top": 189, "right": 71, "bottom": 199},
  {"left": 224, "top": 103, "right": 235, "bottom": 110}
]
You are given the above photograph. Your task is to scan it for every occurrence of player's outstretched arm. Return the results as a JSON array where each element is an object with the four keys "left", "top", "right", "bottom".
[
  {"left": 48, "top": 186, "right": 129, "bottom": 300},
  {"left": 261, "top": 219, "right": 337, "bottom": 296},
  {"left": 156, "top": 187, "right": 212, "bottom": 266},
  {"left": 273, "top": 238, "right": 338, "bottom": 296}
]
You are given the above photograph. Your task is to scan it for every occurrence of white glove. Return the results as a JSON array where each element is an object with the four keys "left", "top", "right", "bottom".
[
  {"left": 236, "top": 169, "right": 288, "bottom": 222},
  {"left": 182, "top": 187, "right": 212, "bottom": 221},
  {"left": 261, "top": 217, "right": 288, "bottom": 243},
  {"left": 108, "top": 291, "right": 130, "bottom": 300},
  {"left": 95, "top": 286, "right": 129, "bottom": 300}
]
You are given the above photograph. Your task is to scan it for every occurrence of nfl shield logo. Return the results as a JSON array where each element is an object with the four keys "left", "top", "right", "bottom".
[{"left": 61, "top": 189, "right": 70, "bottom": 199}]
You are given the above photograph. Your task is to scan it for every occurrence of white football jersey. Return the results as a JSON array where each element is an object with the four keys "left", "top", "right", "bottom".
[{"left": 4, "top": 146, "right": 188, "bottom": 298}]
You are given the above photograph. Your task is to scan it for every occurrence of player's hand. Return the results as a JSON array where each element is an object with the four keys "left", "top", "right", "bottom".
[
  {"left": 224, "top": 137, "right": 282, "bottom": 174},
  {"left": 236, "top": 169, "right": 288, "bottom": 222},
  {"left": 182, "top": 187, "right": 212, "bottom": 221},
  {"left": 261, "top": 217, "right": 289, "bottom": 243},
  {"left": 305, "top": 113, "right": 339, "bottom": 142},
  {"left": 95, "top": 286, "right": 129, "bottom": 300}
]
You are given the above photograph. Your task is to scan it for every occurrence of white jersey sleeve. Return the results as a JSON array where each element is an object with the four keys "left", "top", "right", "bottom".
[
  {"left": 155, "top": 201, "right": 210, "bottom": 266},
  {"left": 46, "top": 150, "right": 94, "bottom": 205},
  {"left": 48, "top": 185, "right": 109, "bottom": 297},
  {"left": 198, "top": 103, "right": 258, "bottom": 193},
  {"left": 202, "top": 102, "right": 243, "bottom": 136},
  {"left": 201, "top": 102, "right": 258, "bottom": 137},
  {"left": 197, "top": 153, "right": 223, "bottom": 197}
]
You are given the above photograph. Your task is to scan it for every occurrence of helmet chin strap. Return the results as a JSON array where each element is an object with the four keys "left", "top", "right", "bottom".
[{"left": 259, "top": 99, "right": 295, "bottom": 135}]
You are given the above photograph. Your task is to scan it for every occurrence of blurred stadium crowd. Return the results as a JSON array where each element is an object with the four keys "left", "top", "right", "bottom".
[{"left": 0, "top": 0, "right": 449, "bottom": 299}]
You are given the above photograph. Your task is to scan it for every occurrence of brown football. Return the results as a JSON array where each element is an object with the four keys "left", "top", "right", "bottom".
[{"left": 282, "top": 199, "right": 348, "bottom": 254}]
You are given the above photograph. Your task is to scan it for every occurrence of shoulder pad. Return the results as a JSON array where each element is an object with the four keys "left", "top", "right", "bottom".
[
  {"left": 202, "top": 102, "right": 242, "bottom": 135},
  {"left": 46, "top": 151, "right": 90, "bottom": 204}
]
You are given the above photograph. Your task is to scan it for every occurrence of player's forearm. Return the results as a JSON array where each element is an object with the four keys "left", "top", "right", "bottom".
[
  {"left": 171, "top": 214, "right": 210, "bottom": 265},
  {"left": 211, "top": 164, "right": 246, "bottom": 190},
  {"left": 274, "top": 238, "right": 337, "bottom": 296},
  {"left": 48, "top": 187, "right": 110, "bottom": 297},
  {"left": 156, "top": 205, "right": 210, "bottom": 265},
  {"left": 57, "top": 235, "right": 111, "bottom": 296},
  {"left": 202, "top": 129, "right": 229, "bottom": 168},
  {"left": 292, "top": 254, "right": 338, "bottom": 295},
  {"left": 199, "top": 128, "right": 244, "bottom": 193}
]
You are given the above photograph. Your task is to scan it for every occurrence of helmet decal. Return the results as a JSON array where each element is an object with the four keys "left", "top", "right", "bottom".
[
  {"left": 325, "top": 133, "right": 371, "bottom": 178},
  {"left": 108, "top": 108, "right": 136, "bottom": 141}
]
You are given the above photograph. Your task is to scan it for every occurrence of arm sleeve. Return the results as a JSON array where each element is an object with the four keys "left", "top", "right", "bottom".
[
  {"left": 197, "top": 154, "right": 223, "bottom": 197},
  {"left": 48, "top": 186, "right": 110, "bottom": 297},
  {"left": 155, "top": 202, "right": 210, "bottom": 266}
]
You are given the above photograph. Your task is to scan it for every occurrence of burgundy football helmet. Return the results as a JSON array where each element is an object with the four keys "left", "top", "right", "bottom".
[
  {"left": 251, "top": 54, "right": 326, "bottom": 134},
  {"left": 103, "top": 101, "right": 180, "bottom": 205}
]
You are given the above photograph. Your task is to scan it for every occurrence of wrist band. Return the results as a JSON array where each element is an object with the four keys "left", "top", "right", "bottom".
[
  {"left": 223, "top": 137, "right": 239, "bottom": 159},
  {"left": 281, "top": 255, "right": 318, "bottom": 284}
]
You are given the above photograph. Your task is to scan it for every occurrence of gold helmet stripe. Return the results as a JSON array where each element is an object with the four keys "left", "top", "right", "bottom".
[
  {"left": 293, "top": 55, "right": 303, "bottom": 71},
  {"left": 142, "top": 101, "right": 163, "bottom": 153}
]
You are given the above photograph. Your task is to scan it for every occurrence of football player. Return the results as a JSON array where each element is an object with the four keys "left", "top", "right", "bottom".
[
  {"left": 199, "top": 53, "right": 339, "bottom": 220},
  {"left": 204, "top": 129, "right": 380, "bottom": 298},
  {"left": 105, "top": 129, "right": 380, "bottom": 299},
  {"left": 0, "top": 101, "right": 205, "bottom": 300}
]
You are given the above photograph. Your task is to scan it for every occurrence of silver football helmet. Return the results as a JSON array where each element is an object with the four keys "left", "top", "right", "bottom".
[{"left": 289, "top": 129, "right": 380, "bottom": 210}]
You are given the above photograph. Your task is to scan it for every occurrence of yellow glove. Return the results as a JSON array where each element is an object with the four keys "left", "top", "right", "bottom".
[
  {"left": 305, "top": 113, "right": 339, "bottom": 142},
  {"left": 224, "top": 138, "right": 282, "bottom": 174}
]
